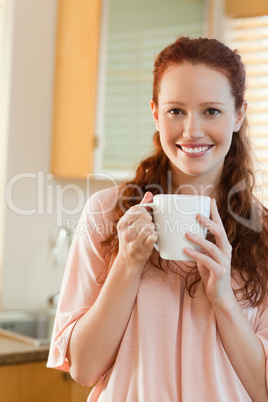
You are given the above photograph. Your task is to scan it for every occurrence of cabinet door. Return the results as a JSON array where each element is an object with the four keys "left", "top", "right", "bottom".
[
  {"left": 225, "top": 0, "right": 268, "bottom": 17},
  {"left": 0, "top": 361, "right": 91, "bottom": 402},
  {"left": 71, "top": 378, "right": 93, "bottom": 402},
  {"left": 51, "top": 0, "right": 101, "bottom": 178}
]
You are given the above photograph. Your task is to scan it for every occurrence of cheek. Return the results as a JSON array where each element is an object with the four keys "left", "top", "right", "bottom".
[
  {"left": 159, "top": 125, "right": 175, "bottom": 151},
  {"left": 210, "top": 120, "right": 234, "bottom": 145},
  {"left": 159, "top": 117, "right": 179, "bottom": 137}
]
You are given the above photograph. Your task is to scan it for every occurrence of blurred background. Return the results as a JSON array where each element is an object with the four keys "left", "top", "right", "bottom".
[
  {"left": 1, "top": 0, "right": 267, "bottom": 312},
  {"left": 0, "top": 0, "right": 268, "bottom": 311},
  {"left": 0, "top": 1, "right": 267, "bottom": 400}
]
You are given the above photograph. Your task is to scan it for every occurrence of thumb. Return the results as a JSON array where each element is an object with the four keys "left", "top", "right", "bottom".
[{"left": 140, "top": 191, "right": 154, "bottom": 204}]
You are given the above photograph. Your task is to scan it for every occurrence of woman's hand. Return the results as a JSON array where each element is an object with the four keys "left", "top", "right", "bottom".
[
  {"left": 68, "top": 192, "right": 158, "bottom": 387},
  {"left": 184, "top": 198, "right": 233, "bottom": 305},
  {"left": 184, "top": 199, "right": 268, "bottom": 401},
  {"left": 117, "top": 192, "right": 158, "bottom": 267}
]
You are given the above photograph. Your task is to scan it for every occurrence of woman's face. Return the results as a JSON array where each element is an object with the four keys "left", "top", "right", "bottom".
[{"left": 151, "top": 63, "right": 246, "bottom": 185}]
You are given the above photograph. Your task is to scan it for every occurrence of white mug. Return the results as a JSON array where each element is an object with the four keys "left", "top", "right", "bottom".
[{"left": 143, "top": 194, "right": 211, "bottom": 261}]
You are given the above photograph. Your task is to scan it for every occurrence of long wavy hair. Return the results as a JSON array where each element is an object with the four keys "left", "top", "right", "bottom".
[{"left": 101, "top": 37, "right": 268, "bottom": 307}]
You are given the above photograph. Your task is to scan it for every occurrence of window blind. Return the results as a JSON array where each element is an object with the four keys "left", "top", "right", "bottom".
[
  {"left": 225, "top": 15, "right": 268, "bottom": 207},
  {"left": 102, "top": 23, "right": 203, "bottom": 173},
  {"left": 96, "top": 0, "right": 205, "bottom": 177}
]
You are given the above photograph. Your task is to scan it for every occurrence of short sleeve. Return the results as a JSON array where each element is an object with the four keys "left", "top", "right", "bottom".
[
  {"left": 256, "top": 301, "right": 268, "bottom": 390},
  {"left": 47, "top": 187, "right": 118, "bottom": 371}
]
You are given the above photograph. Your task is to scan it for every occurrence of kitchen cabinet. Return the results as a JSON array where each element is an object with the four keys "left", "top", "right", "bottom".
[
  {"left": 51, "top": 0, "right": 206, "bottom": 178},
  {"left": 225, "top": 0, "right": 268, "bottom": 17},
  {"left": 0, "top": 361, "right": 92, "bottom": 402},
  {"left": 50, "top": 0, "right": 101, "bottom": 178}
]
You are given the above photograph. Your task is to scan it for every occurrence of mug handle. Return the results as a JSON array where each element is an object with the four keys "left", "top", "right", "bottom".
[{"left": 142, "top": 202, "right": 159, "bottom": 251}]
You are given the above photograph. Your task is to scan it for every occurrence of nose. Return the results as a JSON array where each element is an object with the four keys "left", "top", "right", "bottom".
[{"left": 183, "top": 113, "right": 204, "bottom": 140}]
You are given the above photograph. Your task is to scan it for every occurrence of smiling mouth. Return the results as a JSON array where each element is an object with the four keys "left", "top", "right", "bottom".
[{"left": 176, "top": 144, "right": 214, "bottom": 154}]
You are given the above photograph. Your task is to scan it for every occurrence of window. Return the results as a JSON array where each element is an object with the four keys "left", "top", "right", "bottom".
[
  {"left": 225, "top": 15, "right": 268, "bottom": 207},
  {"left": 94, "top": 0, "right": 206, "bottom": 178}
]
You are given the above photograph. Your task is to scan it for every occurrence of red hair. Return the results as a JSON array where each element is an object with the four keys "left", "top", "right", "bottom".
[{"left": 101, "top": 37, "right": 268, "bottom": 307}]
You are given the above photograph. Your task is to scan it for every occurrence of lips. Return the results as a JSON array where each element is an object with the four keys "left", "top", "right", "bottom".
[{"left": 176, "top": 143, "right": 214, "bottom": 155}]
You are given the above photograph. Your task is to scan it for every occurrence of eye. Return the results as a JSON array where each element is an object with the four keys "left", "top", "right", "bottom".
[
  {"left": 205, "top": 108, "right": 221, "bottom": 116},
  {"left": 168, "top": 108, "right": 184, "bottom": 115}
]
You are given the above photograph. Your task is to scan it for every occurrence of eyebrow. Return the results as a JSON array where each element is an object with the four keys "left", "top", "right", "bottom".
[{"left": 164, "top": 101, "right": 225, "bottom": 106}]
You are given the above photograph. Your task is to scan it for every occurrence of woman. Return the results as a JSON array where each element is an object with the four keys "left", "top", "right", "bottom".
[{"left": 47, "top": 37, "right": 268, "bottom": 401}]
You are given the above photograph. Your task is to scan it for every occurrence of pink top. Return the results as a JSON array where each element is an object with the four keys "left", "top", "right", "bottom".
[{"left": 47, "top": 187, "right": 268, "bottom": 401}]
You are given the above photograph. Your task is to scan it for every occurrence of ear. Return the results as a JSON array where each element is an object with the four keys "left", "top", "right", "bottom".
[
  {"left": 150, "top": 100, "right": 160, "bottom": 131},
  {"left": 233, "top": 101, "right": 247, "bottom": 132}
]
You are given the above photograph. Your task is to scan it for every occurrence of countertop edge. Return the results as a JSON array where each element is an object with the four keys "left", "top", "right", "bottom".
[{"left": 0, "top": 348, "right": 49, "bottom": 365}]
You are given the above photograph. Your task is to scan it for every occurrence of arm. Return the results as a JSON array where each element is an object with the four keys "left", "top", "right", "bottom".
[
  {"left": 213, "top": 293, "right": 267, "bottom": 402},
  {"left": 184, "top": 199, "right": 268, "bottom": 402},
  {"left": 67, "top": 192, "right": 157, "bottom": 387}
]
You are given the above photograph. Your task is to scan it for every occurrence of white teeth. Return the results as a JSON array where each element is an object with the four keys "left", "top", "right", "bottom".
[{"left": 180, "top": 145, "right": 210, "bottom": 154}]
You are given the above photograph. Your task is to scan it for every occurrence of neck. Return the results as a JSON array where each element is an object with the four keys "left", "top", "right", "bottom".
[{"left": 171, "top": 167, "right": 221, "bottom": 198}]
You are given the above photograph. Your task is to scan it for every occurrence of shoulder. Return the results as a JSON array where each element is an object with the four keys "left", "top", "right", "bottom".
[
  {"left": 74, "top": 186, "right": 121, "bottom": 246},
  {"left": 88, "top": 186, "right": 120, "bottom": 210},
  {"left": 83, "top": 186, "right": 121, "bottom": 223}
]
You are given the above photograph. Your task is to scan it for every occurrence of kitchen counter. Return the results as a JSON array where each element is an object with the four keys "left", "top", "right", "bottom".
[
  {"left": 0, "top": 330, "right": 92, "bottom": 402},
  {"left": 0, "top": 332, "right": 49, "bottom": 365}
]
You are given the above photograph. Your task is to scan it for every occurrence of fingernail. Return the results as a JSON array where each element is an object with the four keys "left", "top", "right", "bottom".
[{"left": 184, "top": 247, "right": 193, "bottom": 253}]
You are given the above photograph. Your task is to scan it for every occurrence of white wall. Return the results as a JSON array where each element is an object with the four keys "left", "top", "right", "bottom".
[{"left": 1, "top": 0, "right": 114, "bottom": 310}]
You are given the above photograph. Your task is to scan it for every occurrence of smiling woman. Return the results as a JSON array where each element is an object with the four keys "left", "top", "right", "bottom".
[
  {"left": 48, "top": 37, "right": 268, "bottom": 402},
  {"left": 150, "top": 63, "right": 247, "bottom": 186}
]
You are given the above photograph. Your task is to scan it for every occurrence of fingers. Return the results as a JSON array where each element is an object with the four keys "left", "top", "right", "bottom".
[
  {"left": 209, "top": 199, "right": 226, "bottom": 237},
  {"left": 117, "top": 193, "right": 158, "bottom": 265},
  {"left": 118, "top": 204, "right": 153, "bottom": 233},
  {"left": 124, "top": 219, "right": 156, "bottom": 245},
  {"left": 184, "top": 230, "right": 229, "bottom": 278},
  {"left": 186, "top": 232, "right": 220, "bottom": 260},
  {"left": 184, "top": 198, "right": 232, "bottom": 275},
  {"left": 184, "top": 246, "right": 226, "bottom": 277},
  {"left": 138, "top": 222, "right": 158, "bottom": 246},
  {"left": 140, "top": 191, "right": 153, "bottom": 205},
  {"left": 117, "top": 191, "right": 157, "bottom": 246},
  {"left": 118, "top": 192, "right": 154, "bottom": 228},
  {"left": 196, "top": 199, "right": 230, "bottom": 251}
]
